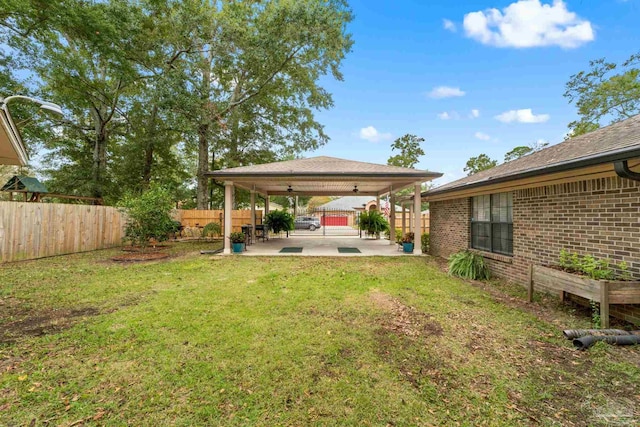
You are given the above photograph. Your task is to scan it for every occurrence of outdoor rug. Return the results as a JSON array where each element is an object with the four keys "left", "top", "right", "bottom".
[
  {"left": 337, "top": 247, "right": 361, "bottom": 253},
  {"left": 279, "top": 247, "right": 303, "bottom": 253}
]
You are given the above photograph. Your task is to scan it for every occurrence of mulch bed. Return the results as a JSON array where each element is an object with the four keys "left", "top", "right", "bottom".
[{"left": 111, "top": 252, "right": 170, "bottom": 262}]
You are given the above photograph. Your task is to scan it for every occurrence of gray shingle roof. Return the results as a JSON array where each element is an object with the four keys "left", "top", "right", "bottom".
[
  {"left": 208, "top": 156, "right": 438, "bottom": 177},
  {"left": 426, "top": 114, "right": 640, "bottom": 196}
]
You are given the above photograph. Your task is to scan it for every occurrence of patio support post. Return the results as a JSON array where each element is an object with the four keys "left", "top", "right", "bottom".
[
  {"left": 401, "top": 203, "right": 406, "bottom": 235},
  {"left": 250, "top": 189, "right": 256, "bottom": 236},
  {"left": 265, "top": 195, "right": 269, "bottom": 215},
  {"left": 376, "top": 195, "right": 380, "bottom": 212},
  {"left": 389, "top": 190, "right": 396, "bottom": 245},
  {"left": 413, "top": 182, "right": 422, "bottom": 255},
  {"left": 224, "top": 181, "right": 233, "bottom": 254}
]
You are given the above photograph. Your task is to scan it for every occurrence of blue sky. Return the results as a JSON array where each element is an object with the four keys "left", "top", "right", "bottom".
[{"left": 307, "top": 0, "right": 640, "bottom": 186}]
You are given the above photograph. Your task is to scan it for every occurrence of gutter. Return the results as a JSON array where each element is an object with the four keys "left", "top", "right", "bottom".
[
  {"left": 422, "top": 145, "right": 640, "bottom": 198},
  {"left": 206, "top": 171, "right": 443, "bottom": 179}
]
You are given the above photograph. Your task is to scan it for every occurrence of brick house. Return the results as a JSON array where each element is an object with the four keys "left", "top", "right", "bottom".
[{"left": 424, "top": 115, "right": 640, "bottom": 324}]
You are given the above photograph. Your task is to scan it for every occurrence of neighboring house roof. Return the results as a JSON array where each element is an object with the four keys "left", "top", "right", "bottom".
[
  {"left": 1, "top": 175, "right": 48, "bottom": 193},
  {"left": 425, "top": 114, "right": 640, "bottom": 198},
  {"left": 315, "top": 196, "right": 402, "bottom": 211},
  {"left": 0, "top": 107, "right": 28, "bottom": 166},
  {"left": 316, "top": 196, "right": 372, "bottom": 211}
]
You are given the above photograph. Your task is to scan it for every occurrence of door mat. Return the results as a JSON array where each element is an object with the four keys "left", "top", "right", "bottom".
[
  {"left": 337, "top": 247, "right": 361, "bottom": 253},
  {"left": 279, "top": 247, "right": 303, "bottom": 253}
]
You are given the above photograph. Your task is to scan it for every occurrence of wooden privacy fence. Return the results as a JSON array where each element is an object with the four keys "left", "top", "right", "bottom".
[
  {"left": 392, "top": 213, "right": 430, "bottom": 234},
  {"left": 0, "top": 201, "right": 125, "bottom": 263},
  {"left": 176, "top": 209, "right": 263, "bottom": 234}
]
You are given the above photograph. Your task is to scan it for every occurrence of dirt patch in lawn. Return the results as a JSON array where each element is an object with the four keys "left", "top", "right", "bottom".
[
  {"left": 0, "top": 297, "right": 100, "bottom": 344},
  {"left": 111, "top": 252, "right": 170, "bottom": 262},
  {"left": 370, "top": 291, "right": 443, "bottom": 338},
  {"left": 370, "top": 291, "right": 445, "bottom": 389}
]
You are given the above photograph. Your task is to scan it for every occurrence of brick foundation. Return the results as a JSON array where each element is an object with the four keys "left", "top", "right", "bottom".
[{"left": 429, "top": 175, "right": 640, "bottom": 325}]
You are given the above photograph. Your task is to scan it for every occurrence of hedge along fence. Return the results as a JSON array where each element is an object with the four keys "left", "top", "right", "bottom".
[
  {"left": 0, "top": 201, "right": 125, "bottom": 263},
  {"left": 175, "top": 209, "right": 263, "bottom": 234}
]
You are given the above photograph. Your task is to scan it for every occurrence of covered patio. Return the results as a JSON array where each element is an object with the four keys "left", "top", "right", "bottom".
[
  {"left": 206, "top": 156, "right": 442, "bottom": 255},
  {"left": 236, "top": 235, "right": 411, "bottom": 256}
]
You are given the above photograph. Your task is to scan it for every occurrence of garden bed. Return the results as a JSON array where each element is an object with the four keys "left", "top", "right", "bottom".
[{"left": 529, "top": 264, "right": 640, "bottom": 327}]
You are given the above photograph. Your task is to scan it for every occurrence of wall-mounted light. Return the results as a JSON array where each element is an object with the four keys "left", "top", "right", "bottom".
[
  {"left": 353, "top": 185, "right": 359, "bottom": 193},
  {"left": 287, "top": 185, "right": 293, "bottom": 193}
]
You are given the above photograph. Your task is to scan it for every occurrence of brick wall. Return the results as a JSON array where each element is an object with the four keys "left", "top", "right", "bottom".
[
  {"left": 429, "top": 198, "right": 470, "bottom": 258},
  {"left": 429, "top": 175, "right": 640, "bottom": 325}
]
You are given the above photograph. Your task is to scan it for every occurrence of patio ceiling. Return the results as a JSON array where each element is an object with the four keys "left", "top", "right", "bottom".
[{"left": 206, "top": 156, "right": 442, "bottom": 196}]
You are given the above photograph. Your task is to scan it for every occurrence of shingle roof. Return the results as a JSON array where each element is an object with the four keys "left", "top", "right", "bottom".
[
  {"left": 208, "top": 156, "right": 439, "bottom": 176},
  {"left": 426, "top": 114, "right": 640, "bottom": 196},
  {"left": 316, "top": 196, "right": 402, "bottom": 211}
]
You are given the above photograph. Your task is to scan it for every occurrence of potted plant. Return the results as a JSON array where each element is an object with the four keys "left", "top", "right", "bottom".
[
  {"left": 359, "top": 210, "right": 389, "bottom": 239},
  {"left": 265, "top": 210, "right": 294, "bottom": 236},
  {"left": 229, "top": 231, "right": 246, "bottom": 253},
  {"left": 401, "top": 232, "right": 414, "bottom": 253}
]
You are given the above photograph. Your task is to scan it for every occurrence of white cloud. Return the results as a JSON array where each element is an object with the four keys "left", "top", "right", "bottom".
[
  {"left": 428, "top": 86, "right": 466, "bottom": 99},
  {"left": 495, "top": 108, "right": 550, "bottom": 123},
  {"left": 474, "top": 131, "right": 491, "bottom": 140},
  {"left": 359, "top": 126, "right": 392, "bottom": 143},
  {"left": 443, "top": 19, "right": 456, "bottom": 32},
  {"left": 463, "top": 0, "right": 594, "bottom": 49},
  {"left": 437, "top": 111, "right": 460, "bottom": 120},
  {"left": 470, "top": 109, "right": 480, "bottom": 118}
]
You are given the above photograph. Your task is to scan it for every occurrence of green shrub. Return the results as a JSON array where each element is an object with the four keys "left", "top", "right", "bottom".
[
  {"left": 395, "top": 228, "right": 402, "bottom": 244},
  {"left": 556, "top": 250, "right": 617, "bottom": 280},
  {"left": 202, "top": 222, "right": 221, "bottom": 238},
  {"left": 265, "top": 210, "right": 294, "bottom": 234},
  {"left": 448, "top": 250, "right": 490, "bottom": 280},
  {"left": 421, "top": 233, "right": 430, "bottom": 253},
  {"left": 119, "top": 186, "right": 176, "bottom": 251},
  {"left": 229, "top": 231, "right": 246, "bottom": 243}
]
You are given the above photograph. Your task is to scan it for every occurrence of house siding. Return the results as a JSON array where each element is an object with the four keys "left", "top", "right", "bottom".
[{"left": 429, "top": 175, "right": 640, "bottom": 325}]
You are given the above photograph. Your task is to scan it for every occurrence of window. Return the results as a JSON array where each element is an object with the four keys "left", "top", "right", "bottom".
[{"left": 471, "top": 192, "right": 513, "bottom": 255}]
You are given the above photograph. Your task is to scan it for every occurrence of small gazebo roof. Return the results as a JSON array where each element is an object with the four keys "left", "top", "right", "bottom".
[
  {"left": 1, "top": 175, "right": 49, "bottom": 193},
  {"left": 206, "top": 156, "right": 442, "bottom": 196}
]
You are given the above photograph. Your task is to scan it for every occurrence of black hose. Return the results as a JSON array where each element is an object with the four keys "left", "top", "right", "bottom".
[
  {"left": 573, "top": 335, "right": 640, "bottom": 350},
  {"left": 563, "top": 329, "right": 631, "bottom": 339}
]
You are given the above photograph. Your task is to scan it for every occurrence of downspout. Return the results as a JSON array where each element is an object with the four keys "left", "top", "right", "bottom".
[{"left": 613, "top": 160, "right": 640, "bottom": 181}]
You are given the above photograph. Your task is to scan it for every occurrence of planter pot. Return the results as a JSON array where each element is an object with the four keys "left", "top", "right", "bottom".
[
  {"left": 402, "top": 242, "right": 414, "bottom": 253},
  {"left": 232, "top": 242, "right": 244, "bottom": 253}
]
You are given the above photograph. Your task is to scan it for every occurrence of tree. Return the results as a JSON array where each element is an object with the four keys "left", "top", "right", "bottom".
[
  {"left": 464, "top": 154, "right": 497, "bottom": 176},
  {"left": 160, "top": 0, "right": 353, "bottom": 209},
  {"left": 564, "top": 51, "right": 640, "bottom": 137},
  {"left": 504, "top": 141, "right": 548, "bottom": 162},
  {"left": 387, "top": 134, "right": 425, "bottom": 168},
  {"left": 119, "top": 186, "right": 176, "bottom": 251}
]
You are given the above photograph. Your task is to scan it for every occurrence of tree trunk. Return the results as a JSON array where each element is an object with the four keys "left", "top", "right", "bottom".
[
  {"left": 91, "top": 110, "right": 108, "bottom": 202},
  {"left": 141, "top": 105, "right": 159, "bottom": 190},
  {"left": 196, "top": 122, "right": 210, "bottom": 209}
]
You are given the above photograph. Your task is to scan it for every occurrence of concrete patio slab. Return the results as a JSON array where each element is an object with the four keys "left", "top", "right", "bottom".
[{"left": 238, "top": 235, "right": 418, "bottom": 256}]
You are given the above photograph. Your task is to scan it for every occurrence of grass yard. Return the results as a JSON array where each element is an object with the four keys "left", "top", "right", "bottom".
[{"left": 1, "top": 242, "right": 639, "bottom": 426}]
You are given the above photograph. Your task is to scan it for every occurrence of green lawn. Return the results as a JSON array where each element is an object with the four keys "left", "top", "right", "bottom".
[{"left": 1, "top": 242, "right": 639, "bottom": 426}]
